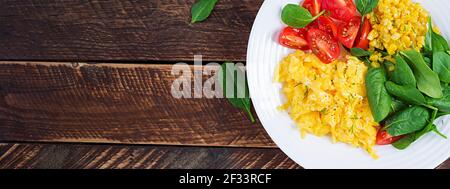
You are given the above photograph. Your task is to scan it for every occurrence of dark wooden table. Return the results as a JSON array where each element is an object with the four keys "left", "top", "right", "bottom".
[{"left": 0, "top": 0, "right": 448, "bottom": 169}]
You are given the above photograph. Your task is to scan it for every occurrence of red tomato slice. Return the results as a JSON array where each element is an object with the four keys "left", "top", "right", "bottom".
[
  {"left": 376, "top": 130, "right": 404, "bottom": 145},
  {"left": 302, "top": 0, "right": 322, "bottom": 16},
  {"left": 316, "top": 16, "right": 338, "bottom": 38},
  {"left": 355, "top": 17, "right": 372, "bottom": 50},
  {"left": 337, "top": 16, "right": 361, "bottom": 48},
  {"left": 322, "top": 0, "right": 358, "bottom": 21},
  {"left": 307, "top": 28, "right": 340, "bottom": 63},
  {"left": 279, "top": 26, "right": 310, "bottom": 50}
]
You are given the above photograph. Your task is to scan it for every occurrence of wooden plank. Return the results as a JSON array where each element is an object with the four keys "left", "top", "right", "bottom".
[
  {"left": 1, "top": 142, "right": 449, "bottom": 169},
  {"left": 0, "top": 62, "right": 274, "bottom": 147},
  {"left": 0, "top": 143, "right": 300, "bottom": 169},
  {"left": 0, "top": 0, "right": 262, "bottom": 62}
]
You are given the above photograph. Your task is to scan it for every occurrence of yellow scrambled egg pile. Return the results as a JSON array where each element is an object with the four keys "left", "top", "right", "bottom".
[
  {"left": 367, "top": 0, "right": 429, "bottom": 63},
  {"left": 275, "top": 51, "right": 379, "bottom": 158}
]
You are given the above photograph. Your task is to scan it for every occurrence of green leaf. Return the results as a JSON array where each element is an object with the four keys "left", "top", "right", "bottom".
[
  {"left": 392, "top": 134, "right": 417, "bottom": 150},
  {"left": 393, "top": 124, "right": 437, "bottom": 150},
  {"left": 425, "top": 17, "right": 449, "bottom": 53},
  {"left": 427, "top": 87, "right": 450, "bottom": 112},
  {"left": 425, "top": 18, "right": 433, "bottom": 53},
  {"left": 389, "top": 99, "right": 408, "bottom": 115},
  {"left": 219, "top": 63, "right": 255, "bottom": 123},
  {"left": 433, "top": 52, "right": 450, "bottom": 83},
  {"left": 433, "top": 33, "right": 450, "bottom": 53},
  {"left": 400, "top": 50, "right": 443, "bottom": 98},
  {"left": 391, "top": 55, "right": 416, "bottom": 87},
  {"left": 423, "top": 56, "right": 432, "bottom": 68},
  {"left": 393, "top": 109, "right": 440, "bottom": 150},
  {"left": 355, "top": 0, "right": 379, "bottom": 16},
  {"left": 385, "top": 106, "right": 430, "bottom": 137},
  {"left": 366, "top": 67, "right": 392, "bottom": 122},
  {"left": 385, "top": 81, "right": 426, "bottom": 106},
  {"left": 191, "top": 0, "right": 218, "bottom": 23},
  {"left": 351, "top": 48, "right": 371, "bottom": 57},
  {"left": 281, "top": 4, "right": 324, "bottom": 28}
]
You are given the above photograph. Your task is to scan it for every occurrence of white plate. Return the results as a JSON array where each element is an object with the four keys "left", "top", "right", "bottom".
[{"left": 247, "top": 0, "right": 450, "bottom": 169}]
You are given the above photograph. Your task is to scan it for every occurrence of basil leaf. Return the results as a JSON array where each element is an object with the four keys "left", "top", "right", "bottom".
[
  {"left": 355, "top": 0, "right": 379, "bottom": 16},
  {"left": 191, "top": 0, "right": 218, "bottom": 23},
  {"left": 219, "top": 63, "right": 255, "bottom": 123},
  {"left": 433, "top": 52, "right": 450, "bottom": 83},
  {"left": 400, "top": 50, "right": 443, "bottom": 98},
  {"left": 391, "top": 55, "right": 416, "bottom": 87},
  {"left": 385, "top": 81, "right": 426, "bottom": 105},
  {"left": 366, "top": 67, "right": 392, "bottom": 122},
  {"left": 281, "top": 4, "right": 324, "bottom": 28},
  {"left": 351, "top": 48, "right": 371, "bottom": 57},
  {"left": 385, "top": 106, "right": 430, "bottom": 136}
]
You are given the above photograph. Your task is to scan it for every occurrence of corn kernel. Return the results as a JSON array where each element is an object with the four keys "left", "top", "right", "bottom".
[{"left": 368, "top": 0, "right": 429, "bottom": 62}]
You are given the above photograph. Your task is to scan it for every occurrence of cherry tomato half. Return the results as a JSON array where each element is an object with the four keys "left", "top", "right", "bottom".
[
  {"left": 279, "top": 26, "right": 310, "bottom": 50},
  {"left": 307, "top": 28, "right": 341, "bottom": 63},
  {"left": 354, "top": 17, "right": 372, "bottom": 50},
  {"left": 316, "top": 16, "right": 338, "bottom": 38},
  {"left": 376, "top": 130, "right": 404, "bottom": 145},
  {"left": 337, "top": 16, "right": 361, "bottom": 48},
  {"left": 302, "top": 0, "right": 322, "bottom": 16},
  {"left": 322, "top": 0, "right": 358, "bottom": 22}
]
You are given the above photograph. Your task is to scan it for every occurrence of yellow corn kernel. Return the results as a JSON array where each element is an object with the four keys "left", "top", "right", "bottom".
[{"left": 368, "top": 0, "right": 429, "bottom": 59}]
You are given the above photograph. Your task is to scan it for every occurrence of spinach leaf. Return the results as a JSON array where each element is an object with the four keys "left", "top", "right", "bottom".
[
  {"left": 433, "top": 33, "right": 450, "bottom": 53},
  {"left": 391, "top": 55, "right": 416, "bottom": 87},
  {"left": 393, "top": 123, "right": 438, "bottom": 150},
  {"left": 389, "top": 98, "right": 408, "bottom": 115},
  {"left": 385, "top": 106, "right": 430, "bottom": 136},
  {"left": 366, "top": 67, "right": 392, "bottom": 122},
  {"left": 351, "top": 48, "right": 371, "bottom": 57},
  {"left": 219, "top": 63, "right": 255, "bottom": 123},
  {"left": 191, "top": 0, "right": 218, "bottom": 23},
  {"left": 385, "top": 81, "right": 426, "bottom": 105},
  {"left": 433, "top": 52, "right": 450, "bottom": 83},
  {"left": 355, "top": 0, "right": 379, "bottom": 16},
  {"left": 281, "top": 4, "right": 324, "bottom": 28},
  {"left": 393, "top": 109, "right": 442, "bottom": 150},
  {"left": 425, "top": 18, "right": 433, "bottom": 53},
  {"left": 424, "top": 56, "right": 432, "bottom": 68},
  {"left": 425, "top": 18, "right": 449, "bottom": 53},
  {"left": 400, "top": 50, "right": 443, "bottom": 98},
  {"left": 427, "top": 87, "right": 450, "bottom": 112}
]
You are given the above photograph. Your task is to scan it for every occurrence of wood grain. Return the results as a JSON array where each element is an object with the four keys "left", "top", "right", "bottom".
[
  {"left": 0, "top": 143, "right": 301, "bottom": 169},
  {"left": 0, "top": 0, "right": 262, "bottom": 62},
  {"left": 1, "top": 142, "right": 449, "bottom": 169},
  {"left": 0, "top": 62, "right": 274, "bottom": 147}
]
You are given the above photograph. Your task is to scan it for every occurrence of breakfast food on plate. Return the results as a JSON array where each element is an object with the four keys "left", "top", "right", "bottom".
[
  {"left": 276, "top": 0, "right": 450, "bottom": 157},
  {"left": 367, "top": 0, "right": 429, "bottom": 62},
  {"left": 276, "top": 51, "right": 379, "bottom": 158}
]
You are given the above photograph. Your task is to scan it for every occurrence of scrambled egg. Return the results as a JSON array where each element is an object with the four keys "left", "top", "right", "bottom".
[
  {"left": 275, "top": 51, "right": 379, "bottom": 158},
  {"left": 367, "top": 0, "right": 429, "bottom": 63}
]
